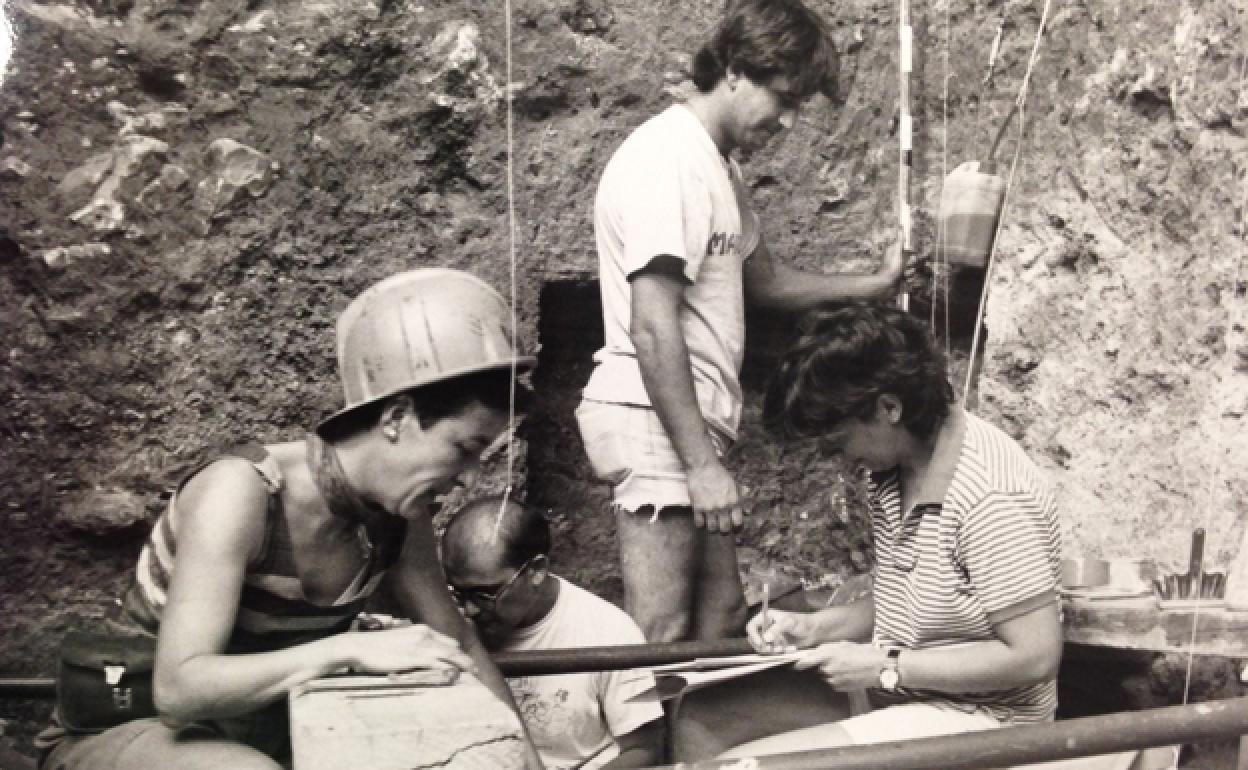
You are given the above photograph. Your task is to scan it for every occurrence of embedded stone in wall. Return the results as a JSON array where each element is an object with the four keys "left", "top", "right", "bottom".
[
  {"left": 41, "top": 242, "right": 112, "bottom": 270},
  {"left": 191, "top": 139, "right": 272, "bottom": 224},
  {"left": 0, "top": 157, "right": 32, "bottom": 179},
  {"left": 422, "top": 21, "right": 502, "bottom": 104},
  {"left": 57, "top": 486, "right": 150, "bottom": 537},
  {"left": 63, "top": 135, "right": 170, "bottom": 233},
  {"left": 136, "top": 163, "right": 191, "bottom": 212}
]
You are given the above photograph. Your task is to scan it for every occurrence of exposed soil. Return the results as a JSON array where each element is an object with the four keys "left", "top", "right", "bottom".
[{"left": 1, "top": 0, "right": 1245, "bottom": 764}]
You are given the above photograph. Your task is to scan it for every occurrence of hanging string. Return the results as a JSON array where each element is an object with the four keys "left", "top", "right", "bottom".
[
  {"left": 936, "top": 0, "right": 952, "bottom": 354},
  {"left": 1179, "top": 46, "right": 1248, "bottom": 706},
  {"left": 962, "top": 0, "right": 1052, "bottom": 404},
  {"left": 495, "top": 0, "right": 519, "bottom": 540},
  {"left": 973, "top": 8, "right": 1008, "bottom": 154}
]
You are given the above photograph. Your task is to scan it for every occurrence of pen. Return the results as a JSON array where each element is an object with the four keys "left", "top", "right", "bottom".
[{"left": 761, "top": 583, "right": 770, "bottom": 635}]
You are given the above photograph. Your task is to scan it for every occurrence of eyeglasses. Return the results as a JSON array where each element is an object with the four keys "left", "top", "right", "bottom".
[{"left": 449, "top": 556, "right": 540, "bottom": 608}]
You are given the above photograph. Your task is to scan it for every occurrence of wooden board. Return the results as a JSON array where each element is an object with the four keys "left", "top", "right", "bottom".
[
  {"left": 1063, "top": 597, "right": 1248, "bottom": 656},
  {"left": 290, "top": 670, "right": 526, "bottom": 770}
]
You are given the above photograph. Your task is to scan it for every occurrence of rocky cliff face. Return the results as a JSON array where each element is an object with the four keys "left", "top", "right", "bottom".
[{"left": 0, "top": 0, "right": 1244, "bottom": 756}]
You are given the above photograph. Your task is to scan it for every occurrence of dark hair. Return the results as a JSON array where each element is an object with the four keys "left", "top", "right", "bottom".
[
  {"left": 319, "top": 369, "right": 534, "bottom": 442},
  {"left": 443, "top": 493, "right": 551, "bottom": 571},
  {"left": 763, "top": 304, "right": 954, "bottom": 442},
  {"left": 692, "top": 0, "right": 839, "bottom": 101}
]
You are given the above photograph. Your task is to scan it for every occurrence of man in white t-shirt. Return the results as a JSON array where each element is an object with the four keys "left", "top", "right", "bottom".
[
  {"left": 577, "top": 0, "right": 905, "bottom": 645},
  {"left": 443, "top": 495, "right": 665, "bottom": 770}
]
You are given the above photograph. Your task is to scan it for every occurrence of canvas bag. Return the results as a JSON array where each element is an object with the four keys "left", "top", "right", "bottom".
[{"left": 56, "top": 631, "right": 157, "bottom": 732}]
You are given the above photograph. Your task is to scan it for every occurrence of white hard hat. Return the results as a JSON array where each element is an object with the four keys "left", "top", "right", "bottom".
[{"left": 318, "top": 269, "right": 535, "bottom": 435}]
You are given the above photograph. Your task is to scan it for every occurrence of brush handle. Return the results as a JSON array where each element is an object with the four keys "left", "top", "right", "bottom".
[{"left": 1189, "top": 529, "right": 1206, "bottom": 579}]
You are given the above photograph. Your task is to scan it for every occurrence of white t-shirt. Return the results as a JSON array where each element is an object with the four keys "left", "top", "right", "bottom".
[
  {"left": 501, "top": 577, "right": 664, "bottom": 770},
  {"left": 584, "top": 103, "right": 760, "bottom": 441}
]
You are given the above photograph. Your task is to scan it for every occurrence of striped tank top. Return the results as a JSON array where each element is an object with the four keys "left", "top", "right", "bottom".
[
  {"left": 121, "top": 444, "right": 405, "bottom": 653},
  {"left": 868, "top": 411, "right": 1063, "bottom": 724}
]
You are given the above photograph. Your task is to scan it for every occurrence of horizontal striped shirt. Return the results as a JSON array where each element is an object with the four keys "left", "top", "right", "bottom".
[
  {"left": 122, "top": 445, "right": 398, "bottom": 654},
  {"left": 869, "top": 411, "right": 1062, "bottom": 724}
]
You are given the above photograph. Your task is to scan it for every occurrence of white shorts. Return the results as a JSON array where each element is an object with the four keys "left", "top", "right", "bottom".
[
  {"left": 838, "top": 701, "right": 1002, "bottom": 745},
  {"left": 574, "top": 398, "right": 730, "bottom": 515},
  {"left": 720, "top": 699, "right": 1003, "bottom": 759}
]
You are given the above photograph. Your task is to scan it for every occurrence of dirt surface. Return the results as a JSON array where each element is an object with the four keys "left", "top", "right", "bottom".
[{"left": 1, "top": 0, "right": 1245, "bottom": 763}]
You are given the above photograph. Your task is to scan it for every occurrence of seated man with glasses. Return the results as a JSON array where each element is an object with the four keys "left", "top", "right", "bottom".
[{"left": 443, "top": 495, "right": 665, "bottom": 769}]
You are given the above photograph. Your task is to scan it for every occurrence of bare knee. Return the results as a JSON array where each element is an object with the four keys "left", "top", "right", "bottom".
[
  {"left": 617, "top": 506, "right": 697, "bottom": 642},
  {"left": 631, "top": 601, "right": 694, "bottom": 643}
]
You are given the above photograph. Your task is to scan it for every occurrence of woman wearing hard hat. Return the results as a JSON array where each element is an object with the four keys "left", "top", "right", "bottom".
[{"left": 41, "top": 269, "right": 545, "bottom": 770}]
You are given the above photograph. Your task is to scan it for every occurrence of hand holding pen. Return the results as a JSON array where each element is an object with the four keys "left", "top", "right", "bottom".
[
  {"left": 747, "top": 584, "right": 814, "bottom": 653},
  {"left": 761, "top": 583, "right": 771, "bottom": 634}
]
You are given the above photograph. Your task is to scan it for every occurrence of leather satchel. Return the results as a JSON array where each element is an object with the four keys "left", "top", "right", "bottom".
[{"left": 57, "top": 631, "right": 157, "bottom": 732}]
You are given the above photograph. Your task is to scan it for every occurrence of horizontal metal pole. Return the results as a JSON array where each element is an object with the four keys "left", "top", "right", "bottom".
[
  {"left": 6, "top": 670, "right": 1247, "bottom": 768},
  {"left": 493, "top": 639, "right": 755, "bottom": 676},
  {"left": 651, "top": 696, "right": 1248, "bottom": 770},
  {"left": 0, "top": 678, "right": 55, "bottom": 699},
  {"left": 0, "top": 639, "right": 756, "bottom": 699}
]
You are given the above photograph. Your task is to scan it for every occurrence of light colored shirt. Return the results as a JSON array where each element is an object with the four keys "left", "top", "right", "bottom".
[
  {"left": 869, "top": 410, "right": 1063, "bottom": 723},
  {"left": 502, "top": 577, "right": 663, "bottom": 770},
  {"left": 584, "top": 103, "right": 759, "bottom": 441}
]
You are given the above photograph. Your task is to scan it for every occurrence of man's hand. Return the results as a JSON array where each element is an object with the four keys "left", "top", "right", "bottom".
[
  {"left": 686, "top": 459, "right": 743, "bottom": 533},
  {"left": 795, "top": 642, "right": 888, "bottom": 690},
  {"left": 880, "top": 239, "right": 906, "bottom": 286}
]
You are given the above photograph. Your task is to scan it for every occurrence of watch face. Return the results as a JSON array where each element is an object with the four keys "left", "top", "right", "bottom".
[{"left": 879, "top": 668, "right": 900, "bottom": 690}]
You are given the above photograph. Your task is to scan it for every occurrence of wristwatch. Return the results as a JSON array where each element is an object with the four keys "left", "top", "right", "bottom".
[{"left": 878, "top": 647, "right": 902, "bottom": 691}]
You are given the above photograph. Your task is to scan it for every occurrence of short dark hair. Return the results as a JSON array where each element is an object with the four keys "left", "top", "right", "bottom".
[
  {"left": 763, "top": 304, "right": 954, "bottom": 442},
  {"left": 319, "top": 369, "right": 534, "bottom": 442},
  {"left": 692, "top": 0, "right": 839, "bottom": 101},
  {"left": 443, "top": 493, "right": 551, "bottom": 572}
]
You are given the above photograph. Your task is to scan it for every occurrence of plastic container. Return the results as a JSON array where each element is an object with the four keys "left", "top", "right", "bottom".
[
  {"left": 1061, "top": 557, "right": 1110, "bottom": 590},
  {"left": 937, "top": 161, "right": 1006, "bottom": 268}
]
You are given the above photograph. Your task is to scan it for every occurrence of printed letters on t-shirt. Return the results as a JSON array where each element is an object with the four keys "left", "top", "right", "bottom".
[{"left": 706, "top": 231, "right": 738, "bottom": 256}]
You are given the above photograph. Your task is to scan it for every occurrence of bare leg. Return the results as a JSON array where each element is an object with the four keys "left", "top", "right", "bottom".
[
  {"left": 720, "top": 721, "right": 855, "bottom": 759},
  {"left": 43, "top": 719, "right": 284, "bottom": 770},
  {"left": 694, "top": 529, "right": 747, "bottom": 640},
  {"left": 672, "top": 667, "right": 851, "bottom": 761},
  {"left": 616, "top": 505, "right": 698, "bottom": 643}
]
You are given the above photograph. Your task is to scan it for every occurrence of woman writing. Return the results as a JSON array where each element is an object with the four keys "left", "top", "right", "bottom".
[
  {"left": 732, "top": 303, "right": 1063, "bottom": 754},
  {"left": 42, "top": 269, "right": 544, "bottom": 769}
]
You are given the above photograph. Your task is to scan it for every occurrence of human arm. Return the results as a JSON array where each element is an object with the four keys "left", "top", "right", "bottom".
[
  {"left": 387, "top": 512, "right": 546, "bottom": 769},
  {"left": 791, "top": 599, "right": 1061, "bottom": 692},
  {"left": 153, "top": 460, "right": 471, "bottom": 724},
  {"left": 743, "top": 237, "right": 903, "bottom": 311},
  {"left": 598, "top": 616, "right": 666, "bottom": 768},
  {"left": 601, "top": 718, "right": 665, "bottom": 768},
  {"left": 746, "top": 596, "right": 874, "bottom": 653},
  {"left": 630, "top": 263, "right": 741, "bottom": 533}
]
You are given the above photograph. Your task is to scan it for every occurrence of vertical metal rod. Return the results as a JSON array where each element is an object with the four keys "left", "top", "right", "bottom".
[{"left": 897, "top": 0, "right": 913, "bottom": 312}]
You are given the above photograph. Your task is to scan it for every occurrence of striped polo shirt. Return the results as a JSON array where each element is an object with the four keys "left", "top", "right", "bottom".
[
  {"left": 121, "top": 445, "right": 402, "bottom": 653},
  {"left": 869, "top": 411, "right": 1062, "bottom": 724}
]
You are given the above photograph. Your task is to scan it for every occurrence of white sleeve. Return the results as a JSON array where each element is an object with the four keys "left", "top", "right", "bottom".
[
  {"left": 597, "top": 616, "right": 664, "bottom": 737},
  {"left": 614, "top": 149, "right": 713, "bottom": 283}
]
